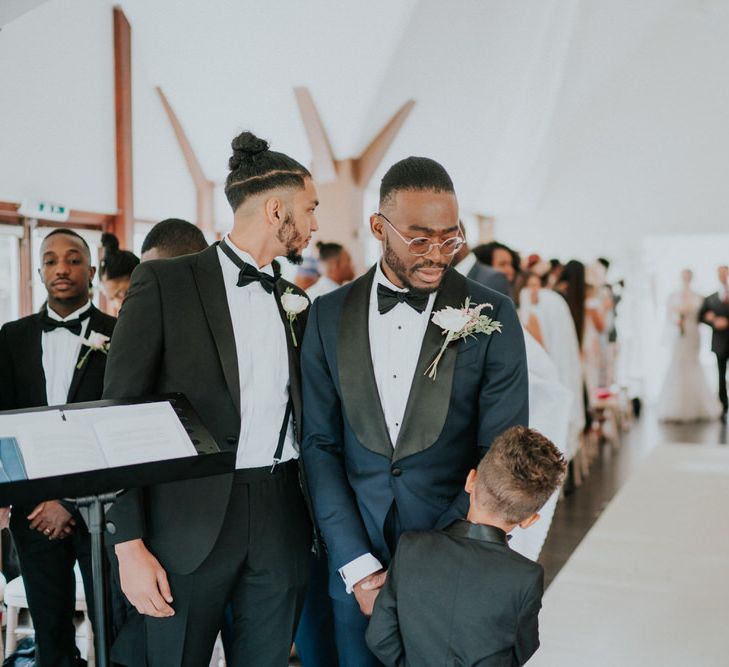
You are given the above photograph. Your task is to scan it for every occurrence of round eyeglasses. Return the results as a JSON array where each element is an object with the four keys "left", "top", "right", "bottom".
[{"left": 375, "top": 213, "right": 464, "bottom": 257}]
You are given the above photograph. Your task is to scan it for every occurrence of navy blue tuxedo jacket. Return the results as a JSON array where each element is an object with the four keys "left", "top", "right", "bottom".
[{"left": 301, "top": 266, "right": 528, "bottom": 599}]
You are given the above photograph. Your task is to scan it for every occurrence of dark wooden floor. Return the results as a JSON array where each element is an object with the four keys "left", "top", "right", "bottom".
[{"left": 538, "top": 409, "right": 728, "bottom": 588}]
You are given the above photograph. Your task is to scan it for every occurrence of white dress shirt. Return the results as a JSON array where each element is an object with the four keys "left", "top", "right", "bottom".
[
  {"left": 42, "top": 301, "right": 91, "bottom": 405},
  {"left": 339, "top": 263, "right": 436, "bottom": 593},
  {"left": 217, "top": 237, "right": 296, "bottom": 470},
  {"left": 306, "top": 275, "right": 339, "bottom": 301}
]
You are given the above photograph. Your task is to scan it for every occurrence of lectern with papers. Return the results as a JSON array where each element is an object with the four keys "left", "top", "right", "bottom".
[{"left": 0, "top": 393, "right": 234, "bottom": 667}]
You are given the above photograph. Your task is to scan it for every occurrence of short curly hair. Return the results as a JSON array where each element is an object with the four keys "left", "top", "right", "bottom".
[{"left": 475, "top": 426, "right": 566, "bottom": 524}]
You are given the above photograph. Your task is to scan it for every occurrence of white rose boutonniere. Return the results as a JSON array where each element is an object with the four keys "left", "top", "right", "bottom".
[
  {"left": 281, "top": 288, "right": 309, "bottom": 347},
  {"left": 77, "top": 330, "right": 111, "bottom": 369},
  {"left": 425, "top": 298, "right": 502, "bottom": 380}
]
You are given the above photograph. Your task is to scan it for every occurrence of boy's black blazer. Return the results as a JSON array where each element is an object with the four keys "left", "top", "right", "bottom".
[{"left": 366, "top": 520, "right": 543, "bottom": 667}]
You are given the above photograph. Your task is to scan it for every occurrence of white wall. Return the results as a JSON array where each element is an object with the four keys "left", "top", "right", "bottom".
[{"left": 0, "top": 0, "right": 117, "bottom": 213}]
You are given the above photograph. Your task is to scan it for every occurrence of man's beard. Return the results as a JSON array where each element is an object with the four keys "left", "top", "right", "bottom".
[
  {"left": 277, "top": 212, "right": 304, "bottom": 265},
  {"left": 383, "top": 238, "right": 447, "bottom": 294}
]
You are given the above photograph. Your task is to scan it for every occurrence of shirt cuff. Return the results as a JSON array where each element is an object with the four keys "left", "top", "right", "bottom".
[{"left": 338, "top": 553, "right": 383, "bottom": 594}]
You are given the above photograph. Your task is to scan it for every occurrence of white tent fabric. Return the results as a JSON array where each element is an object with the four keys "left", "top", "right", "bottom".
[{"left": 3, "top": 0, "right": 729, "bottom": 261}]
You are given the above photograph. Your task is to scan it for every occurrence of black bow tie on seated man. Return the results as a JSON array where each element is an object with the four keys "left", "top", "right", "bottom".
[
  {"left": 40, "top": 307, "right": 91, "bottom": 335},
  {"left": 377, "top": 283, "right": 430, "bottom": 315},
  {"left": 219, "top": 237, "right": 280, "bottom": 293}
]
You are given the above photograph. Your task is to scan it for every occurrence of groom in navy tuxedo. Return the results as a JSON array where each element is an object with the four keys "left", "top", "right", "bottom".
[{"left": 301, "top": 156, "right": 529, "bottom": 665}]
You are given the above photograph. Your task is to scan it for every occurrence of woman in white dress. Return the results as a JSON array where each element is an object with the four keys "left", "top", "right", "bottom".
[
  {"left": 657, "top": 269, "right": 722, "bottom": 422},
  {"left": 519, "top": 273, "right": 585, "bottom": 461}
]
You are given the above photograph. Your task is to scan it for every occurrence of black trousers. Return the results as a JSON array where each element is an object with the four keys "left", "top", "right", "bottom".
[
  {"left": 717, "top": 353, "right": 728, "bottom": 413},
  {"left": 142, "top": 461, "right": 311, "bottom": 667},
  {"left": 10, "top": 507, "right": 94, "bottom": 667}
]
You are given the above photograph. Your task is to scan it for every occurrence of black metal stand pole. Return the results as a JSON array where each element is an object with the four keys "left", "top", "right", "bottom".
[{"left": 75, "top": 492, "right": 119, "bottom": 667}]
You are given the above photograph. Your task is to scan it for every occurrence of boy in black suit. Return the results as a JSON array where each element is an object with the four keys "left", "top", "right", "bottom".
[
  {"left": 366, "top": 426, "right": 566, "bottom": 667},
  {"left": 0, "top": 229, "right": 116, "bottom": 666}
]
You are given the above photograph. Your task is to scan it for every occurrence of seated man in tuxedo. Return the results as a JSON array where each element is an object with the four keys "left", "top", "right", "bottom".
[
  {"left": 0, "top": 228, "right": 116, "bottom": 666},
  {"left": 104, "top": 131, "right": 317, "bottom": 666},
  {"left": 366, "top": 426, "right": 566, "bottom": 667}
]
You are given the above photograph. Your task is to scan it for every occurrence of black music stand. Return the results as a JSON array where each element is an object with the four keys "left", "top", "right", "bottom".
[{"left": 0, "top": 393, "right": 234, "bottom": 667}]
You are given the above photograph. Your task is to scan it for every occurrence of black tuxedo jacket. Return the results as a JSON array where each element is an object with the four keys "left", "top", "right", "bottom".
[
  {"left": 699, "top": 292, "right": 729, "bottom": 357},
  {"left": 301, "top": 267, "right": 528, "bottom": 598},
  {"left": 366, "top": 520, "right": 543, "bottom": 667},
  {"left": 0, "top": 304, "right": 116, "bottom": 411},
  {"left": 102, "top": 244, "right": 308, "bottom": 574}
]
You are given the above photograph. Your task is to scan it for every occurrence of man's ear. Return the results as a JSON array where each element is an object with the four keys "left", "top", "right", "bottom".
[
  {"left": 464, "top": 469, "right": 477, "bottom": 495},
  {"left": 264, "top": 196, "right": 285, "bottom": 226},
  {"left": 370, "top": 214, "right": 385, "bottom": 241},
  {"left": 518, "top": 513, "right": 540, "bottom": 530},
  {"left": 88, "top": 266, "right": 97, "bottom": 284}
]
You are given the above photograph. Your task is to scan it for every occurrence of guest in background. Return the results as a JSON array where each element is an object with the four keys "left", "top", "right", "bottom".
[
  {"left": 140, "top": 218, "right": 208, "bottom": 261},
  {"left": 306, "top": 241, "right": 355, "bottom": 300},
  {"left": 294, "top": 255, "right": 320, "bottom": 290},
  {"left": 452, "top": 225, "right": 512, "bottom": 298},
  {"left": 546, "top": 259, "right": 563, "bottom": 288},
  {"left": 519, "top": 271, "right": 585, "bottom": 464},
  {"left": 0, "top": 229, "right": 116, "bottom": 667},
  {"left": 658, "top": 269, "right": 721, "bottom": 422},
  {"left": 472, "top": 241, "right": 519, "bottom": 286},
  {"left": 99, "top": 232, "right": 139, "bottom": 315},
  {"left": 519, "top": 272, "right": 545, "bottom": 346},
  {"left": 699, "top": 265, "right": 729, "bottom": 421}
]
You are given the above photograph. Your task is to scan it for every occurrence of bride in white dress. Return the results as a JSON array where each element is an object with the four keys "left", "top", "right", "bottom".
[{"left": 657, "top": 269, "right": 722, "bottom": 422}]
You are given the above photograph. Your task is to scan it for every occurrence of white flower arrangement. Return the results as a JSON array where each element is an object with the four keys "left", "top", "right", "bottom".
[
  {"left": 281, "top": 288, "right": 309, "bottom": 347},
  {"left": 425, "top": 298, "right": 502, "bottom": 379},
  {"left": 76, "top": 330, "right": 111, "bottom": 369}
]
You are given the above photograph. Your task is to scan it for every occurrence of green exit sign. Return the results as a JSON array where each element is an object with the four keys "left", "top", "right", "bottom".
[{"left": 18, "top": 200, "right": 71, "bottom": 222}]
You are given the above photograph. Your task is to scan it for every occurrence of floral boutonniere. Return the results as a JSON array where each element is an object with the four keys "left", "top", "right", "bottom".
[
  {"left": 281, "top": 288, "right": 309, "bottom": 347},
  {"left": 77, "top": 331, "right": 111, "bottom": 369},
  {"left": 425, "top": 298, "right": 502, "bottom": 380}
]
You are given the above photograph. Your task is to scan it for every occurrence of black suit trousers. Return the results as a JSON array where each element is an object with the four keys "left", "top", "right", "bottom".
[
  {"left": 10, "top": 507, "right": 94, "bottom": 667},
  {"left": 141, "top": 462, "right": 311, "bottom": 667},
  {"left": 716, "top": 352, "right": 728, "bottom": 412}
]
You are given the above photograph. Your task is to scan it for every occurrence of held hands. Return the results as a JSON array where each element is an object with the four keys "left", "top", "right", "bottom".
[
  {"left": 353, "top": 569, "right": 387, "bottom": 617},
  {"left": 116, "top": 539, "right": 174, "bottom": 618},
  {"left": 27, "top": 501, "right": 75, "bottom": 540}
]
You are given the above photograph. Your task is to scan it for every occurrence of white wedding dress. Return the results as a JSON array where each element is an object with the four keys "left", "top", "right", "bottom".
[{"left": 657, "top": 289, "right": 722, "bottom": 422}]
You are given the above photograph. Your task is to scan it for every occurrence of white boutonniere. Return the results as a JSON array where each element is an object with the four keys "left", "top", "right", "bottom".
[
  {"left": 76, "top": 330, "right": 111, "bottom": 369},
  {"left": 425, "top": 298, "right": 502, "bottom": 380},
  {"left": 281, "top": 288, "right": 309, "bottom": 347}
]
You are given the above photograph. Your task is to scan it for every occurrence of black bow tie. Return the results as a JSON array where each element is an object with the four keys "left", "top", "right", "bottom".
[
  {"left": 219, "top": 238, "right": 279, "bottom": 294},
  {"left": 377, "top": 283, "right": 429, "bottom": 315},
  {"left": 40, "top": 308, "right": 91, "bottom": 335}
]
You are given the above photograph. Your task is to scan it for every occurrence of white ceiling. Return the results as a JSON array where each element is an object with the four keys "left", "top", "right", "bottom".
[{"left": 3, "top": 0, "right": 729, "bottom": 260}]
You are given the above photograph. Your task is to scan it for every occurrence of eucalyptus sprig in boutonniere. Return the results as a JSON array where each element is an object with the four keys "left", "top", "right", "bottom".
[
  {"left": 76, "top": 330, "right": 111, "bottom": 369},
  {"left": 425, "top": 298, "right": 502, "bottom": 380},
  {"left": 281, "top": 288, "right": 309, "bottom": 347}
]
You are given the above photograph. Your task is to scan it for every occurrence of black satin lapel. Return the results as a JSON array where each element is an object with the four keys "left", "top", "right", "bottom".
[
  {"left": 273, "top": 283, "right": 304, "bottom": 443},
  {"left": 394, "top": 268, "right": 468, "bottom": 463},
  {"left": 66, "top": 307, "right": 112, "bottom": 403},
  {"left": 337, "top": 267, "right": 392, "bottom": 458},
  {"left": 26, "top": 314, "right": 48, "bottom": 405},
  {"left": 192, "top": 246, "right": 241, "bottom": 416}
]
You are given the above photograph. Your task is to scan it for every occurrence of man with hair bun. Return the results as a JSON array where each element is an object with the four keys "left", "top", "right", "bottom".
[
  {"left": 301, "top": 155, "right": 529, "bottom": 664},
  {"left": 104, "top": 131, "right": 318, "bottom": 665}
]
